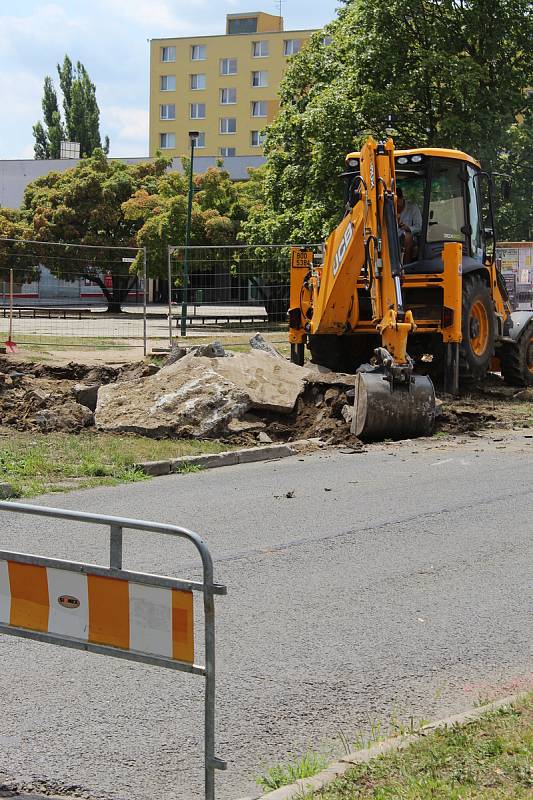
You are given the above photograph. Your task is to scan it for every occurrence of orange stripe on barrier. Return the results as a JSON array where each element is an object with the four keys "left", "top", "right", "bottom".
[
  {"left": 87, "top": 574, "right": 129, "bottom": 650},
  {"left": 172, "top": 589, "right": 194, "bottom": 664},
  {"left": 8, "top": 562, "right": 49, "bottom": 632}
]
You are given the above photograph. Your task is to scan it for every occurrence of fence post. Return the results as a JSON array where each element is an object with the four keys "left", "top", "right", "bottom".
[
  {"left": 143, "top": 247, "right": 148, "bottom": 357},
  {"left": 168, "top": 245, "right": 173, "bottom": 348}
]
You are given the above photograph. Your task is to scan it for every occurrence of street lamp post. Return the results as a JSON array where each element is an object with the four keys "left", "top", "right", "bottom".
[{"left": 181, "top": 131, "right": 199, "bottom": 337}]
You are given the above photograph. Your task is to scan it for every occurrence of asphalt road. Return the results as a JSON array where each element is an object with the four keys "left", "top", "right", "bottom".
[{"left": 0, "top": 432, "right": 532, "bottom": 800}]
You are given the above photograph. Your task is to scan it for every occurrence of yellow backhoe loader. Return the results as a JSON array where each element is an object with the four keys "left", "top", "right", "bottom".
[{"left": 289, "top": 137, "right": 533, "bottom": 440}]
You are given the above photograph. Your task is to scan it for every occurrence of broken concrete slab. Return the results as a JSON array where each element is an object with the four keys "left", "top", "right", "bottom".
[
  {"left": 191, "top": 340, "right": 227, "bottom": 358},
  {"left": 95, "top": 350, "right": 309, "bottom": 437},
  {"left": 163, "top": 345, "right": 187, "bottom": 366},
  {"left": 249, "top": 332, "right": 284, "bottom": 359},
  {"left": 183, "top": 351, "right": 307, "bottom": 413},
  {"left": 304, "top": 364, "right": 357, "bottom": 386},
  {"left": 95, "top": 362, "right": 250, "bottom": 438},
  {"left": 72, "top": 382, "right": 100, "bottom": 411},
  {"left": 227, "top": 415, "right": 266, "bottom": 433},
  {"left": 33, "top": 402, "right": 94, "bottom": 433},
  {"left": 162, "top": 350, "right": 308, "bottom": 413}
]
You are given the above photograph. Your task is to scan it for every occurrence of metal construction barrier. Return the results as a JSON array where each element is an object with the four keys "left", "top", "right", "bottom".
[{"left": 0, "top": 501, "right": 226, "bottom": 800}]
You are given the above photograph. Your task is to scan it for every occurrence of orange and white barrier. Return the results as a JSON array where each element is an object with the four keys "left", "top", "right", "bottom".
[{"left": 0, "top": 560, "right": 194, "bottom": 663}]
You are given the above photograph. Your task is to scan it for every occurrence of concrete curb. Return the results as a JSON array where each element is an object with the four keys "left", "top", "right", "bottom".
[
  {"left": 136, "top": 441, "right": 316, "bottom": 477},
  {"left": 0, "top": 482, "right": 16, "bottom": 499},
  {"left": 242, "top": 691, "right": 529, "bottom": 800}
]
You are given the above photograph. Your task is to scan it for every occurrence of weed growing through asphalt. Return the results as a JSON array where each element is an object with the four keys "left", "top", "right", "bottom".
[
  {"left": 473, "top": 694, "right": 493, "bottom": 707},
  {"left": 256, "top": 752, "right": 328, "bottom": 791},
  {"left": 175, "top": 463, "right": 203, "bottom": 474}
]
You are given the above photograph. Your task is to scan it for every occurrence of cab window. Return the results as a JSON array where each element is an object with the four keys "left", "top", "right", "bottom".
[
  {"left": 467, "top": 165, "right": 482, "bottom": 259},
  {"left": 427, "top": 160, "right": 465, "bottom": 243}
]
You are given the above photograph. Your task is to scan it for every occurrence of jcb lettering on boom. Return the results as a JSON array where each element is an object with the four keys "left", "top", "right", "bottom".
[{"left": 333, "top": 224, "right": 353, "bottom": 278}]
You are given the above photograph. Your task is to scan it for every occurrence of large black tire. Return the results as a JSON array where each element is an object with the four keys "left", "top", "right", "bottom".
[
  {"left": 501, "top": 320, "right": 533, "bottom": 387},
  {"left": 459, "top": 274, "right": 495, "bottom": 382},
  {"left": 308, "top": 333, "right": 378, "bottom": 373}
]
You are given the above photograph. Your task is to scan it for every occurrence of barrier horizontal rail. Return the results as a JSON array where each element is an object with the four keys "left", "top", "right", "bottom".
[{"left": 0, "top": 500, "right": 226, "bottom": 800}]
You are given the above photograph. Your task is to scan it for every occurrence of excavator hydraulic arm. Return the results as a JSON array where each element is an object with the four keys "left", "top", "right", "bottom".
[{"left": 289, "top": 137, "right": 436, "bottom": 440}]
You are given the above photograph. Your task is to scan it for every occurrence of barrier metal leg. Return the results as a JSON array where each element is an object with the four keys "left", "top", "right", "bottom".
[{"left": 204, "top": 584, "right": 226, "bottom": 799}]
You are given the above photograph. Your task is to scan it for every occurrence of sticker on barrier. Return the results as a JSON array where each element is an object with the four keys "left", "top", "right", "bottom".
[{"left": 0, "top": 500, "right": 226, "bottom": 800}]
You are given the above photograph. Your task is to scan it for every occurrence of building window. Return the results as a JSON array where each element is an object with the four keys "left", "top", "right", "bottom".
[
  {"left": 251, "top": 130, "right": 265, "bottom": 147},
  {"left": 194, "top": 132, "right": 206, "bottom": 148},
  {"left": 161, "top": 46, "right": 176, "bottom": 62},
  {"left": 190, "top": 103, "right": 206, "bottom": 119},
  {"left": 251, "top": 100, "right": 267, "bottom": 118},
  {"left": 160, "top": 103, "right": 176, "bottom": 120},
  {"left": 322, "top": 35, "right": 333, "bottom": 46},
  {"left": 251, "top": 70, "right": 268, "bottom": 88},
  {"left": 220, "top": 87, "right": 237, "bottom": 104},
  {"left": 191, "top": 44, "right": 206, "bottom": 61},
  {"left": 283, "top": 39, "right": 302, "bottom": 56},
  {"left": 220, "top": 117, "right": 237, "bottom": 134},
  {"left": 220, "top": 58, "right": 237, "bottom": 76},
  {"left": 190, "top": 73, "right": 206, "bottom": 90},
  {"left": 219, "top": 147, "right": 236, "bottom": 157},
  {"left": 228, "top": 17, "right": 257, "bottom": 34},
  {"left": 160, "top": 75, "right": 176, "bottom": 91},
  {"left": 252, "top": 40, "right": 269, "bottom": 57},
  {"left": 159, "top": 133, "right": 176, "bottom": 149}
]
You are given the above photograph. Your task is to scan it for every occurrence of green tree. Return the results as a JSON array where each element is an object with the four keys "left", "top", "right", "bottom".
[
  {"left": 22, "top": 153, "right": 249, "bottom": 311},
  {"left": 32, "top": 76, "right": 64, "bottom": 159},
  {"left": 243, "top": 0, "right": 533, "bottom": 244},
  {"left": 23, "top": 151, "right": 168, "bottom": 311},
  {"left": 123, "top": 162, "right": 249, "bottom": 280},
  {"left": 0, "top": 209, "right": 35, "bottom": 284},
  {"left": 33, "top": 56, "right": 109, "bottom": 160},
  {"left": 495, "top": 103, "right": 533, "bottom": 241}
]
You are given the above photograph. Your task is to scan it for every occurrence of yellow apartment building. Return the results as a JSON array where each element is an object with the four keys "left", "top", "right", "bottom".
[{"left": 149, "top": 11, "right": 316, "bottom": 158}]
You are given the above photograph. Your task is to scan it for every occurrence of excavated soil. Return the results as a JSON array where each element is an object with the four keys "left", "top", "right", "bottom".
[{"left": 0, "top": 355, "right": 531, "bottom": 444}]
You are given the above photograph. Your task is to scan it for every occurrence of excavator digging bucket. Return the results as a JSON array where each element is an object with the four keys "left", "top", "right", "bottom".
[{"left": 351, "top": 371, "right": 436, "bottom": 440}]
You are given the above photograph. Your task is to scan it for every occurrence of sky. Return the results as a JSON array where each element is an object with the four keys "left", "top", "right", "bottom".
[{"left": 0, "top": 0, "right": 341, "bottom": 160}]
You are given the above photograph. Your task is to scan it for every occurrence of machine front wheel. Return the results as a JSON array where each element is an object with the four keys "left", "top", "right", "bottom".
[{"left": 460, "top": 274, "right": 495, "bottom": 382}]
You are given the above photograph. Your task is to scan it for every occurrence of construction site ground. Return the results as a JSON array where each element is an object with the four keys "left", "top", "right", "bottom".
[{"left": 0, "top": 343, "right": 532, "bottom": 497}]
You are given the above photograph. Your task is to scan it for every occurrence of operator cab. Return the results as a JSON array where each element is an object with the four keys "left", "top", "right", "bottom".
[{"left": 344, "top": 148, "right": 493, "bottom": 275}]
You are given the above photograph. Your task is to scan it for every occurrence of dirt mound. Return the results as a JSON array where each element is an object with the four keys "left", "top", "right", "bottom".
[{"left": 0, "top": 349, "right": 531, "bottom": 442}]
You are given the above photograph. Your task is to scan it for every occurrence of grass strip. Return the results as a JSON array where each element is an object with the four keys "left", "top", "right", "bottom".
[
  {"left": 0, "top": 429, "right": 229, "bottom": 496},
  {"left": 307, "top": 692, "right": 533, "bottom": 799}
]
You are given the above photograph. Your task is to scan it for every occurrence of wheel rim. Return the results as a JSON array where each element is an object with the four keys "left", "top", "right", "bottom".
[
  {"left": 527, "top": 336, "right": 533, "bottom": 374},
  {"left": 469, "top": 300, "right": 489, "bottom": 356}
]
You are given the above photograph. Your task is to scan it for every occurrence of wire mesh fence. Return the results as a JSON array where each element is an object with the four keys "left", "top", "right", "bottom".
[
  {"left": 0, "top": 240, "right": 325, "bottom": 356},
  {"left": 166, "top": 243, "right": 322, "bottom": 344},
  {"left": 0, "top": 238, "right": 149, "bottom": 354}
]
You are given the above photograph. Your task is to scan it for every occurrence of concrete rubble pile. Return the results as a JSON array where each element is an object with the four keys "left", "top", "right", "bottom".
[{"left": 95, "top": 337, "right": 355, "bottom": 439}]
